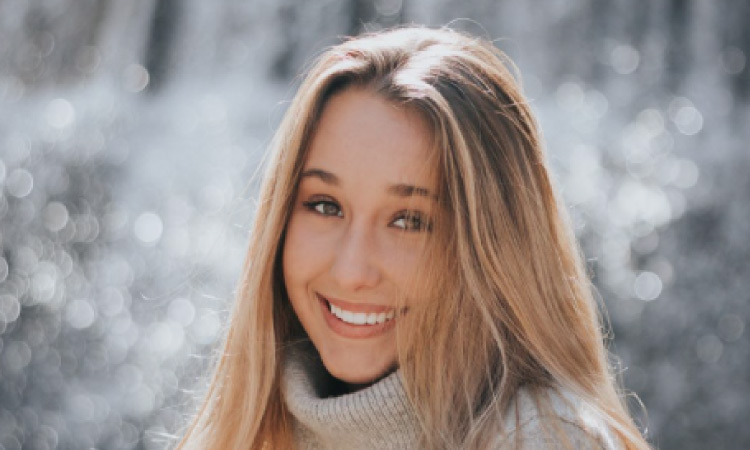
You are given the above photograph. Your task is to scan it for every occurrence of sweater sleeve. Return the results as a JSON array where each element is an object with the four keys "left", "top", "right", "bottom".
[
  {"left": 494, "top": 415, "right": 611, "bottom": 449},
  {"left": 491, "top": 387, "right": 623, "bottom": 450}
]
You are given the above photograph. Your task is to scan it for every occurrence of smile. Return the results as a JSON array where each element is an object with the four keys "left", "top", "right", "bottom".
[
  {"left": 328, "top": 303, "right": 396, "bottom": 325},
  {"left": 316, "top": 293, "right": 403, "bottom": 338}
]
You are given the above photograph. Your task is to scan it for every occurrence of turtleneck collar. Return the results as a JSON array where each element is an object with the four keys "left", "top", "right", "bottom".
[{"left": 282, "top": 342, "right": 421, "bottom": 449}]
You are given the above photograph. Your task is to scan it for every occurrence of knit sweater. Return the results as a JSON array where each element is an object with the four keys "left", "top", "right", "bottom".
[{"left": 283, "top": 343, "right": 622, "bottom": 449}]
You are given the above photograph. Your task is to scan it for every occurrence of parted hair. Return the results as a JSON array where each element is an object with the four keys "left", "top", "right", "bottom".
[{"left": 177, "top": 26, "right": 649, "bottom": 450}]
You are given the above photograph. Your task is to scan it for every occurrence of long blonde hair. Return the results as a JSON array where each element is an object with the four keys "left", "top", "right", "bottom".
[{"left": 178, "top": 26, "right": 649, "bottom": 449}]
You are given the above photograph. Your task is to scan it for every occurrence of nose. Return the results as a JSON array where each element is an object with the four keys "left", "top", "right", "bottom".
[{"left": 329, "top": 220, "right": 381, "bottom": 291}]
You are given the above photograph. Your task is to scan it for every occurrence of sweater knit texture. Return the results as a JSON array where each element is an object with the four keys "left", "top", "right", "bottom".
[{"left": 282, "top": 342, "right": 622, "bottom": 449}]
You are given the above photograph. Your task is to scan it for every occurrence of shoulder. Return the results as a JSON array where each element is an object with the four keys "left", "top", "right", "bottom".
[{"left": 493, "top": 385, "right": 623, "bottom": 450}]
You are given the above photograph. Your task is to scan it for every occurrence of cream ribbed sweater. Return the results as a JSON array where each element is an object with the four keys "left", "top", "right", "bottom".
[{"left": 283, "top": 343, "right": 621, "bottom": 449}]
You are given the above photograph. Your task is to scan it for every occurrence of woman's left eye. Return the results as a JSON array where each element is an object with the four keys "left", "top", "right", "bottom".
[{"left": 391, "top": 211, "right": 432, "bottom": 232}]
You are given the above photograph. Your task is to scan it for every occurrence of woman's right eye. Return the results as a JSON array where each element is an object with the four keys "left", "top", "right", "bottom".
[{"left": 302, "top": 200, "right": 343, "bottom": 217}]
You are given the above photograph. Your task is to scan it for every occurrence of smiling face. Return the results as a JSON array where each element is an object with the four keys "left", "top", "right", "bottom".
[{"left": 282, "top": 87, "right": 438, "bottom": 389}]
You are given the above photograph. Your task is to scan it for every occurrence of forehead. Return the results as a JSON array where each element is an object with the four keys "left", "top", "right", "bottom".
[{"left": 304, "top": 88, "right": 437, "bottom": 186}]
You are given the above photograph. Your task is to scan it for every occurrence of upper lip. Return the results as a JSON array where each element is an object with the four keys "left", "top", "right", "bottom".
[{"left": 317, "top": 293, "right": 397, "bottom": 313}]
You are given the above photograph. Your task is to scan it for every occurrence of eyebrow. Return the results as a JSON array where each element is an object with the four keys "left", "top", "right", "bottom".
[
  {"left": 387, "top": 184, "right": 434, "bottom": 199},
  {"left": 300, "top": 168, "right": 339, "bottom": 185},
  {"left": 300, "top": 168, "right": 436, "bottom": 199}
]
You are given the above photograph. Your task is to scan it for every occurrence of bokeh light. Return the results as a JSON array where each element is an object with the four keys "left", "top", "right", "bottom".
[{"left": 0, "top": 1, "right": 748, "bottom": 449}]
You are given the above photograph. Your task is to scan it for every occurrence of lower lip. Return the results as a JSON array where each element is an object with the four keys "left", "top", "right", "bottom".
[{"left": 318, "top": 295, "right": 397, "bottom": 339}]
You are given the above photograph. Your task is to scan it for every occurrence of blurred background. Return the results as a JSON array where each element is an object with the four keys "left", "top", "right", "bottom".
[{"left": 0, "top": 0, "right": 748, "bottom": 448}]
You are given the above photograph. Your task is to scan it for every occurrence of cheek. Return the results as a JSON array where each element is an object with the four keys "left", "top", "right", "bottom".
[
  {"left": 282, "top": 213, "right": 329, "bottom": 290},
  {"left": 380, "top": 239, "right": 432, "bottom": 299}
]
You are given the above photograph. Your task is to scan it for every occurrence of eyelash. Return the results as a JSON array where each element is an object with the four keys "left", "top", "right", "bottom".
[
  {"left": 302, "top": 199, "right": 343, "bottom": 217},
  {"left": 301, "top": 199, "right": 432, "bottom": 232},
  {"left": 391, "top": 211, "right": 432, "bottom": 232}
]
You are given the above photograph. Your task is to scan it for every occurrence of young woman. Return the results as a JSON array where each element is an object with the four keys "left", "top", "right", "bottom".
[{"left": 178, "top": 26, "right": 650, "bottom": 449}]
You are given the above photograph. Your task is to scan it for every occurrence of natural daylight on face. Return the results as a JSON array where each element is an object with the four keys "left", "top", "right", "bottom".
[{"left": 282, "top": 87, "right": 438, "bottom": 389}]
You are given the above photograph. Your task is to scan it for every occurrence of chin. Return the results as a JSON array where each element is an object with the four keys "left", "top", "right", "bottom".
[{"left": 320, "top": 353, "right": 398, "bottom": 387}]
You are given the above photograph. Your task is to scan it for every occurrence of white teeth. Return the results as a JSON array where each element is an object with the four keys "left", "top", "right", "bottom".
[
  {"left": 352, "top": 313, "right": 367, "bottom": 325},
  {"left": 328, "top": 302, "right": 395, "bottom": 326}
]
